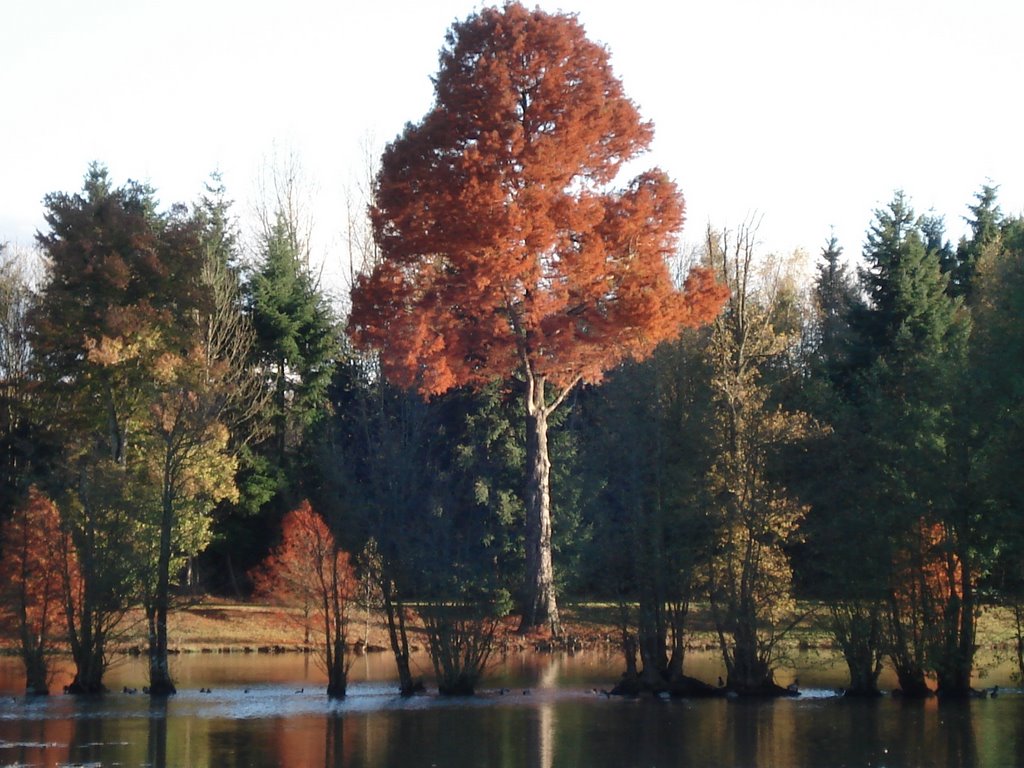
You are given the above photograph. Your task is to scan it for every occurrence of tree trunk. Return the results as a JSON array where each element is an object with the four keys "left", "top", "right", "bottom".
[
  {"left": 381, "top": 580, "right": 418, "bottom": 696},
  {"left": 326, "top": 572, "right": 348, "bottom": 699},
  {"left": 148, "top": 491, "right": 176, "bottom": 696},
  {"left": 637, "top": 600, "right": 667, "bottom": 688},
  {"left": 729, "top": 626, "right": 771, "bottom": 693},
  {"left": 520, "top": 378, "right": 559, "bottom": 635},
  {"left": 67, "top": 634, "right": 107, "bottom": 694},
  {"left": 23, "top": 649, "right": 49, "bottom": 696},
  {"left": 17, "top": 585, "right": 50, "bottom": 695},
  {"left": 66, "top": 596, "right": 108, "bottom": 694},
  {"left": 326, "top": 633, "right": 347, "bottom": 699},
  {"left": 937, "top": 548, "right": 976, "bottom": 697},
  {"left": 666, "top": 598, "right": 689, "bottom": 683}
]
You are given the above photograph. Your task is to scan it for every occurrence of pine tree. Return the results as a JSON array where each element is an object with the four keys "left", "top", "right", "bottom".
[
  {"left": 247, "top": 210, "right": 337, "bottom": 499},
  {"left": 845, "top": 192, "right": 971, "bottom": 697},
  {"left": 946, "top": 184, "right": 1002, "bottom": 299}
]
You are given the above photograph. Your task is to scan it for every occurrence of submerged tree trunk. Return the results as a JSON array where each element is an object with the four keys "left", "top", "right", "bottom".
[
  {"left": 935, "top": 546, "right": 977, "bottom": 698},
  {"left": 520, "top": 376, "right": 560, "bottom": 636},
  {"left": 728, "top": 621, "right": 773, "bottom": 693},
  {"left": 326, "top": 634, "right": 347, "bottom": 698},
  {"left": 828, "top": 601, "right": 884, "bottom": 696},
  {"left": 637, "top": 599, "right": 667, "bottom": 689},
  {"left": 66, "top": 620, "right": 108, "bottom": 695},
  {"left": 887, "top": 590, "right": 933, "bottom": 698},
  {"left": 324, "top": 567, "right": 348, "bottom": 699},
  {"left": 17, "top": 579, "right": 52, "bottom": 696},
  {"left": 148, "top": 489, "right": 176, "bottom": 696},
  {"left": 63, "top": 542, "right": 110, "bottom": 694},
  {"left": 666, "top": 598, "right": 690, "bottom": 683},
  {"left": 381, "top": 580, "right": 419, "bottom": 696},
  {"left": 22, "top": 646, "right": 49, "bottom": 696}
]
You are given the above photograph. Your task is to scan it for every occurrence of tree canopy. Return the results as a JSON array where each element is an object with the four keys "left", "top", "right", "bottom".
[
  {"left": 349, "top": 2, "right": 726, "bottom": 634},
  {"left": 350, "top": 3, "right": 725, "bottom": 397}
]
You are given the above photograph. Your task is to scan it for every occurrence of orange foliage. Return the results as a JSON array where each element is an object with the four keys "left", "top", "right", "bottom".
[
  {"left": 251, "top": 501, "right": 356, "bottom": 630},
  {"left": 0, "top": 489, "right": 67, "bottom": 652},
  {"left": 891, "top": 519, "right": 963, "bottom": 613},
  {"left": 350, "top": 3, "right": 727, "bottom": 396}
]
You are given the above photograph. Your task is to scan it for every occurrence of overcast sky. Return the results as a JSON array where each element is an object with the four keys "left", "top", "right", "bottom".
[{"left": 3, "top": 0, "right": 1022, "bottom": 291}]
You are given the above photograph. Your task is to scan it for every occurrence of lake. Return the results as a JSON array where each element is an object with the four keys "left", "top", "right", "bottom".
[{"left": 1, "top": 648, "right": 1021, "bottom": 767}]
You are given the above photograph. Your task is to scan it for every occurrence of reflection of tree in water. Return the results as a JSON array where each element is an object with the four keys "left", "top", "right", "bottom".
[
  {"left": 535, "top": 702, "right": 556, "bottom": 768},
  {"left": 324, "top": 713, "right": 344, "bottom": 767},
  {"left": 12, "top": 715, "right": 72, "bottom": 766},
  {"left": 147, "top": 698, "right": 167, "bottom": 768},
  {"left": 939, "top": 700, "right": 978, "bottom": 766},
  {"left": 209, "top": 717, "right": 276, "bottom": 766},
  {"left": 72, "top": 710, "right": 107, "bottom": 765},
  {"left": 726, "top": 701, "right": 768, "bottom": 767}
]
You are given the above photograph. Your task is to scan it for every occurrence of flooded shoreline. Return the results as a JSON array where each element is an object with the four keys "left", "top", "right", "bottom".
[{"left": 2, "top": 651, "right": 1022, "bottom": 767}]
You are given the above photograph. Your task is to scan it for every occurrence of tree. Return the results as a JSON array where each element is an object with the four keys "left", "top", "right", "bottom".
[
  {"left": 248, "top": 213, "right": 336, "bottom": 470},
  {"left": 810, "top": 234, "right": 857, "bottom": 385},
  {"left": 31, "top": 165, "right": 186, "bottom": 692},
  {"left": 701, "top": 225, "right": 812, "bottom": 695},
  {"left": 795, "top": 234, "right": 889, "bottom": 696},
  {"left": 945, "top": 184, "right": 1001, "bottom": 299},
  {"left": 845, "top": 192, "right": 971, "bottom": 697},
  {"left": 969, "top": 210, "right": 1024, "bottom": 682},
  {"left": 577, "top": 327, "right": 717, "bottom": 695},
  {"left": 137, "top": 342, "right": 240, "bottom": 695},
  {"left": 0, "top": 244, "right": 38, "bottom": 517},
  {"left": 192, "top": 176, "right": 274, "bottom": 595},
  {"left": 55, "top": 460, "right": 145, "bottom": 693},
  {"left": 349, "top": 3, "right": 726, "bottom": 634},
  {"left": 313, "top": 349, "right": 521, "bottom": 695},
  {"left": 0, "top": 489, "right": 67, "bottom": 694},
  {"left": 30, "top": 165, "right": 238, "bottom": 694},
  {"left": 253, "top": 501, "right": 355, "bottom": 698},
  {"left": 312, "top": 351, "right": 429, "bottom": 695}
]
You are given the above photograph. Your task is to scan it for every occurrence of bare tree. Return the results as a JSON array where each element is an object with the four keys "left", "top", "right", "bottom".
[
  {"left": 0, "top": 244, "right": 39, "bottom": 513},
  {"left": 252, "top": 146, "right": 318, "bottom": 273}
]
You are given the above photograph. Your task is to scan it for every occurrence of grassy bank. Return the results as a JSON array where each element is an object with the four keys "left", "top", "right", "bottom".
[{"left": 2, "top": 599, "right": 1020, "bottom": 673}]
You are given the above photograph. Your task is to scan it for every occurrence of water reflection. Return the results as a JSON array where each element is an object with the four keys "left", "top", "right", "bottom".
[
  {"left": 1, "top": 653, "right": 1023, "bottom": 767},
  {"left": 147, "top": 697, "right": 167, "bottom": 767}
]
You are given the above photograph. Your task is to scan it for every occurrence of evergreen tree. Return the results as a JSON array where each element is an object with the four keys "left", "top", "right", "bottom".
[
  {"left": 248, "top": 210, "right": 337, "bottom": 498},
  {"left": 796, "top": 233, "right": 887, "bottom": 695},
  {"left": 813, "top": 235, "right": 857, "bottom": 378},
  {"left": 970, "top": 212, "right": 1024, "bottom": 680},
  {"left": 946, "top": 184, "right": 1002, "bottom": 299},
  {"left": 845, "top": 192, "right": 972, "bottom": 697}
]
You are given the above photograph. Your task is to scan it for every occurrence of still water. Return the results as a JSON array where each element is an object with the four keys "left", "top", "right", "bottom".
[{"left": 1, "top": 650, "right": 1022, "bottom": 767}]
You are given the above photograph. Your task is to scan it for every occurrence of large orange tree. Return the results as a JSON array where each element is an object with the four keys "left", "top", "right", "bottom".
[{"left": 349, "top": 3, "right": 726, "bottom": 633}]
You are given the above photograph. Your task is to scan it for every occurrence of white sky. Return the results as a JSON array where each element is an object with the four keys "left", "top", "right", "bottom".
[{"left": 3, "top": 0, "right": 1023, "bottom": 292}]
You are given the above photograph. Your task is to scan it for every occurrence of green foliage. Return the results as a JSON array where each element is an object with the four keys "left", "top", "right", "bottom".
[
  {"left": 578, "top": 329, "right": 716, "bottom": 684},
  {"left": 30, "top": 165, "right": 244, "bottom": 691},
  {"left": 248, "top": 212, "right": 337, "bottom": 464}
]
